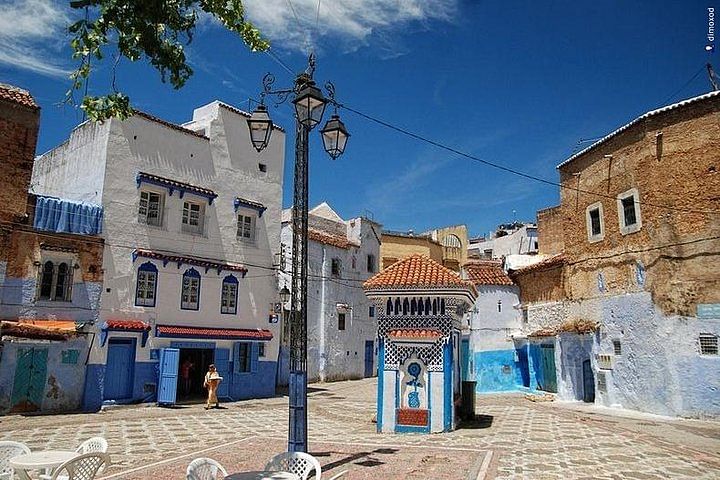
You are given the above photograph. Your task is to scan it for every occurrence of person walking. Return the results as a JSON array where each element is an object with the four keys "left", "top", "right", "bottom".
[
  {"left": 180, "top": 358, "right": 194, "bottom": 396},
  {"left": 203, "top": 364, "right": 222, "bottom": 409}
]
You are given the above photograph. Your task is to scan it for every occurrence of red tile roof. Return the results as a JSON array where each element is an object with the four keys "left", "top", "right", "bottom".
[
  {"left": 1, "top": 320, "right": 79, "bottom": 340},
  {"left": 364, "top": 254, "right": 476, "bottom": 293},
  {"left": 388, "top": 328, "right": 443, "bottom": 339},
  {"left": 105, "top": 320, "right": 151, "bottom": 331},
  {"left": 156, "top": 325, "right": 273, "bottom": 340},
  {"left": 135, "top": 249, "right": 247, "bottom": 274},
  {"left": 308, "top": 228, "right": 357, "bottom": 249},
  {"left": 0, "top": 83, "right": 38, "bottom": 109},
  {"left": 464, "top": 261, "right": 514, "bottom": 286}
]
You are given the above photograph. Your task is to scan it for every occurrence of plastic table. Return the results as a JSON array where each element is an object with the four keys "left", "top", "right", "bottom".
[
  {"left": 225, "top": 471, "right": 300, "bottom": 480},
  {"left": 9, "top": 451, "right": 78, "bottom": 480}
]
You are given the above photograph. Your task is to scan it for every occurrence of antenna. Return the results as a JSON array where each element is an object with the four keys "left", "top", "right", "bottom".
[{"left": 708, "top": 63, "right": 719, "bottom": 91}]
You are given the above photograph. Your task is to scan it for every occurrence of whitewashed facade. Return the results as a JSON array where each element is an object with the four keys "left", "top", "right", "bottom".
[
  {"left": 279, "top": 203, "right": 381, "bottom": 383},
  {"left": 31, "top": 102, "right": 285, "bottom": 410},
  {"left": 469, "top": 224, "right": 538, "bottom": 260}
]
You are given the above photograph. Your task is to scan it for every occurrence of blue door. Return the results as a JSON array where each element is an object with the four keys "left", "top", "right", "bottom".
[
  {"left": 105, "top": 339, "right": 136, "bottom": 400},
  {"left": 364, "top": 340, "right": 374, "bottom": 377},
  {"left": 582, "top": 359, "right": 595, "bottom": 403},
  {"left": 158, "top": 348, "right": 180, "bottom": 405},
  {"left": 11, "top": 347, "right": 48, "bottom": 412},
  {"left": 214, "top": 348, "right": 230, "bottom": 399},
  {"left": 460, "top": 339, "right": 470, "bottom": 381}
]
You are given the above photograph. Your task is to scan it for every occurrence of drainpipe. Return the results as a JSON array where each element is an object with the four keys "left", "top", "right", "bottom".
[{"left": 318, "top": 246, "right": 327, "bottom": 382}]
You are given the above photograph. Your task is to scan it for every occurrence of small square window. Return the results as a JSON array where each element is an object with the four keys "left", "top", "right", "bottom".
[
  {"left": 182, "top": 201, "right": 205, "bottom": 235},
  {"left": 237, "top": 214, "right": 256, "bottom": 243},
  {"left": 367, "top": 254, "right": 376, "bottom": 273},
  {"left": 338, "top": 313, "right": 346, "bottom": 331},
  {"left": 613, "top": 340, "right": 622, "bottom": 356},
  {"left": 699, "top": 334, "right": 718, "bottom": 355},
  {"left": 236, "top": 342, "right": 251, "bottom": 372},
  {"left": 585, "top": 202, "right": 604, "bottom": 243},
  {"left": 617, "top": 188, "right": 642, "bottom": 235},
  {"left": 139, "top": 191, "right": 164, "bottom": 227},
  {"left": 331, "top": 258, "right": 342, "bottom": 277},
  {"left": 258, "top": 163, "right": 267, "bottom": 173},
  {"left": 369, "top": 305, "right": 375, "bottom": 318},
  {"left": 258, "top": 343, "right": 266, "bottom": 358}
]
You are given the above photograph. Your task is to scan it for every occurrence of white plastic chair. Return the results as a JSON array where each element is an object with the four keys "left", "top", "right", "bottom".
[
  {"left": 186, "top": 458, "right": 227, "bottom": 480},
  {"left": 326, "top": 471, "right": 348, "bottom": 480},
  {"left": 75, "top": 438, "right": 107, "bottom": 455},
  {"left": 49, "top": 453, "right": 109, "bottom": 480},
  {"left": 265, "top": 452, "right": 321, "bottom": 480},
  {"left": 0, "top": 441, "right": 31, "bottom": 480}
]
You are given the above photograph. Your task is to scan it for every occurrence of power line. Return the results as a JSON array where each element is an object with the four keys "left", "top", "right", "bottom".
[
  {"left": 658, "top": 64, "right": 706, "bottom": 106},
  {"left": 337, "top": 102, "right": 719, "bottom": 216}
]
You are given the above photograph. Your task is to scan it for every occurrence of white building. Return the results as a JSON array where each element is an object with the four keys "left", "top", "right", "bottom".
[
  {"left": 31, "top": 102, "right": 285, "bottom": 410},
  {"left": 468, "top": 223, "right": 538, "bottom": 260},
  {"left": 279, "top": 203, "right": 381, "bottom": 383},
  {"left": 463, "top": 261, "right": 524, "bottom": 393}
]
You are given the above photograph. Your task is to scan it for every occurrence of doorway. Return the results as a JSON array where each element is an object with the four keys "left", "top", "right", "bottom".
[
  {"left": 11, "top": 347, "right": 48, "bottom": 413},
  {"left": 177, "top": 348, "right": 214, "bottom": 402},
  {"left": 582, "top": 359, "right": 595, "bottom": 403},
  {"left": 105, "top": 338, "right": 136, "bottom": 401}
]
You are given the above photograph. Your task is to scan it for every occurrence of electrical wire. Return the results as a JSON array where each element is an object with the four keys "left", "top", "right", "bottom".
[{"left": 658, "top": 64, "right": 707, "bottom": 107}]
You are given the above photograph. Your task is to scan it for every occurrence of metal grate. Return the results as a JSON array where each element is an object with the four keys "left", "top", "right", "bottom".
[
  {"left": 699, "top": 334, "right": 718, "bottom": 355},
  {"left": 597, "top": 371, "right": 607, "bottom": 393},
  {"left": 613, "top": 340, "right": 622, "bottom": 356}
]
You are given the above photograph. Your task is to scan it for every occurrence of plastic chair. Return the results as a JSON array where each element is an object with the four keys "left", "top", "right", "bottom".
[
  {"left": 186, "top": 458, "right": 228, "bottom": 480},
  {"left": 265, "top": 452, "right": 322, "bottom": 480},
  {"left": 0, "top": 441, "right": 31, "bottom": 480},
  {"left": 49, "top": 453, "right": 109, "bottom": 480},
  {"left": 75, "top": 438, "right": 107, "bottom": 455},
  {"left": 326, "top": 471, "right": 348, "bottom": 480}
]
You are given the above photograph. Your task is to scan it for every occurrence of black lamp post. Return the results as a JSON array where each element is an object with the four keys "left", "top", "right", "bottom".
[{"left": 247, "top": 54, "right": 349, "bottom": 453}]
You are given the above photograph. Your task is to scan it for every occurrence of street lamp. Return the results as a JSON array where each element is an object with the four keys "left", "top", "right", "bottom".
[
  {"left": 247, "top": 53, "right": 349, "bottom": 453},
  {"left": 279, "top": 286, "right": 291, "bottom": 303}
]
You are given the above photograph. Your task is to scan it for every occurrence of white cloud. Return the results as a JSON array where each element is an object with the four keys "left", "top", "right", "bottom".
[
  {"left": 243, "top": 0, "right": 457, "bottom": 54},
  {"left": 0, "top": 0, "right": 72, "bottom": 77}
]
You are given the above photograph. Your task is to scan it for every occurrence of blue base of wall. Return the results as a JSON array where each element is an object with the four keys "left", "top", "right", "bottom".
[{"left": 474, "top": 349, "right": 525, "bottom": 392}]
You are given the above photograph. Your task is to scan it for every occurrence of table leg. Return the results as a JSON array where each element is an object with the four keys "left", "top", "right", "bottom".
[{"left": 15, "top": 469, "right": 32, "bottom": 480}]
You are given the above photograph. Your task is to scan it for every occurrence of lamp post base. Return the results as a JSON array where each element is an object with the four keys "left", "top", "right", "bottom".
[{"left": 288, "top": 370, "right": 308, "bottom": 452}]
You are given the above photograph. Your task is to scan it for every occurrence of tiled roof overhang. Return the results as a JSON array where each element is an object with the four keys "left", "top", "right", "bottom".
[
  {"left": 557, "top": 90, "right": 720, "bottom": 169},
  {"left": 308, "top": 228, "right": 357, "bottom": 249},
  {"left": 156, "top": 325, "right": 273, "bottom": 341},
  {"left": 1, "top": 320, "right": 80, "bottom": 340},
  {"left": 133, "top": 249, "right": 247, "bottom": 275},
  {"left": 0, "top": 83, "right": 38, "bottom": 109},
  {"left": 136, "top": 172, "right": 218, "bottom": 204},
  {"left": 234, "top": 197, "right": 267, "bottom": 217},
  {"left": 388, "top": 328, "right": 443, "bottom": 340},
  {"left": 509, "top": 254, "right": 566, "bottom": 275},
  {"left": 100, "top": 320, "right": 151, "bottom": 347},
  {"left": 464, "top": 262, "right": 514, "bottom": 286}
]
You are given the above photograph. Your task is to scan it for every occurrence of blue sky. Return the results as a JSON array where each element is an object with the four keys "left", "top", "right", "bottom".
[{"left": 0, "top": 0, "right": 716, "bottom": 238}]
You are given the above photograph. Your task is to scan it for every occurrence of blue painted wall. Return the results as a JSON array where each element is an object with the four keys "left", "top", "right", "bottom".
[
  {"left": 82, "top": 361, "right": 158, "bottom": 411},
  {"left": 474, "top": 349, "right": 525, "bottom": 392},
  {"left": 0, "top": 278, "right": 102, "bottom": 324},
  {"left": 229, "top": 360, "right": 276, "bottom": 400}
]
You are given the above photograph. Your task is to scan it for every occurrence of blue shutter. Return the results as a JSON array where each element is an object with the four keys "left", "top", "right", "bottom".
[
  {"left": 233, "top": 342, "right": 241, "bottom": 374},
  {"left": 250, "top": 342, "right": 259, "bottom": 373},
  {"left": 215, "top": 348, "right": 230, "bottom": 398},
  {"left": 157, "top": 348, "right": 179, "bottom": 405}
]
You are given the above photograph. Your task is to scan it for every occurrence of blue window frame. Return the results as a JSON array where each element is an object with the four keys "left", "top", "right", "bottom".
[
  {"left": 180, "top": 268, "right": 201, "bottom": 310},
  {"left": 135, "top": 261, "right": 158, "bottom": 307},
  {"left": 221, "top": 275, "right": 239, "bottom": 314}
]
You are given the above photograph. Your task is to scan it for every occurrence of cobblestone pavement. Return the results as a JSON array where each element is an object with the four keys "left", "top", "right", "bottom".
[{"left": 2, "top": 378, "right": 719, "bottom": 479}]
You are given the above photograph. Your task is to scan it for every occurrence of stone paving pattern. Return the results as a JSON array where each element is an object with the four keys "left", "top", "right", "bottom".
[{"left": 1, "top": 378, "right": 719, "bottom": 479}]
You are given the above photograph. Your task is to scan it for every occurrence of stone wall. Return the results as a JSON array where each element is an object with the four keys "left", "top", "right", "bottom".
[
  {"left": 380, "top": 234, "right": 443, "bottom": 270},
  {"left": 537, "top": 206, "right": 564, "bottom": 255},
  {"left": 0, "top": 96, "right": 39, "bottom": 224}
]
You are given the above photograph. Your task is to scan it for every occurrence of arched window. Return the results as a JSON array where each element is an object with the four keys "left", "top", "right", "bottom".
[
  {"left": 440, "top": 298, "right": 446, "bottom": 315},
  {"left": 443, "top": 234, "right": 462, "bottom": 248},
  {"left": 386, "top": 299, "right": 393, "bottom": 315},
  {"left": 394, "top": 298, "right": 401, "bottom": 314},
  {"left": 410, "top": 298, "right": 417, "bottom": 315},
  {"left": 38, "top": 260, "right": 73, "bottom": 302},
  {"left": 432, "top": 299, "right": 438, "bottom": 315},
  {"left": 417, "top": 298, "right": 424, "bottom": 315},
  {"left": 403, "top": 298, "right": 409, "bottom": 315},
  {"left": 425, "top": 298, "right": 432, "bottom": 315},
  {"left": 181, "top": 268, "right": 201, "bottom": 310},
  {"left": 135, "top": 261, "right": 158, "bottom": 307},
  {"left": 221, "top": 275, "right": 239, "bottom": 314}
]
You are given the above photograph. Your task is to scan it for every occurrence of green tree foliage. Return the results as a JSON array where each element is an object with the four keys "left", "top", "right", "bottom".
[{"left": 67, "top": 0, "right": 269, "bottom": 121}]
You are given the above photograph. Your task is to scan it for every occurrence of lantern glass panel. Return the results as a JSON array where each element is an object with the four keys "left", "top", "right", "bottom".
[
  {"left": 247, "top": 106, "right": 273, "bottom": 152},
  {"left": 294, "top": 85, "right": 326, "bottom": 129}
]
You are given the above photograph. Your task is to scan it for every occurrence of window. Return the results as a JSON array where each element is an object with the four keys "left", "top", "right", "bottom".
[
  {"left": 236, "top": 342, "right": 251, "bottom": 372},
  {"left": 367, "top": 254, "right": 376, "bottom": 273},
  {"left": 613, "top": 340, "right": 622, "bottom": 356},
  {"left": 182, "top": 201, "right": 204, "bottom": 235},
  {"left": 617, "top": 188, "right": 642, "bottom": 235},
  {"left": 497, "top": 300, "right": 502, "bottom": 313},
  {"left": 37, "top": 260, "right": 73, "bottom": 302},
  {"left": 135, "top": 262, "right": 158, "bottom": 307},
  {"left": 221, "top": 275, "right": 238, "bottom": 314},
  {"left": 258, "top": 343, "right": 266, "bottom": 358},
  {"left": 138, "top": 191, "right": 164, "bottom": 226},
  {"left": 237, "top": 214, "right": 256, "bottom": 243},
  {"left": 699, "top": 334, "right": 718, "bottom": 355},
  {"left": 338, "top": 313, "right": 346, "bottom": 331},
  {"left": 331, "top": 258, "right": 342, "bottom": 277},
  {"left": 181, "top": 268, "right": 201, "bottom": 310},
  {"left": 585, "top": 202, "right": 604, "bottom": 242},
  {"left": 258, "top": 163, "right": 267, "bottom": 173},
  {"left": 483, "top": 249, "right": 493, "bottom": 259},
  {"left": 369, "top": 305, "right": 375, "bottom": 317}
]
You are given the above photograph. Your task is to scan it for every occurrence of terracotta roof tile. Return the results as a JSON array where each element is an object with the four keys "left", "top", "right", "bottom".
[
  {"left": 134, "top": 249, "right": 247, "bottom": 274},
  {"left": 1, "top": 320, "right": 79, "bottom": 340},
  {"left": 0, "top": 83, "right": 38, "bottom": 109},
  {"left": 308, "top": 228, "right": 357, "bottom": 249},
  {"left": 509, "top": 254, "right": 566, "bottom": 274},
  {"left": 388, "top": 328, "right": 443, "bottom": 339},
  {"left": 156, "top": 325, "right": 272, "bottom": 340},
  {"left": 464, "top": 261, "right": 514, "bottom": 286},
  {"left": 105, "top": 320, "right": 150, "bottom": 331},
  {"left": 136, "top": 172, "right": 217, "bottom": 201},
  {"left": 364, "top": 254, "right": 476, "bottom": 292}
]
